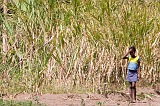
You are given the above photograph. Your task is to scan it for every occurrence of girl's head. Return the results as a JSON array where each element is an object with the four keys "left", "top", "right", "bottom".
[{"left": 129, "top": 46, "right": 136, "bottom": 57}]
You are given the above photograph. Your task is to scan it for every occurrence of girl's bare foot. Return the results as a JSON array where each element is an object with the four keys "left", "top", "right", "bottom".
[{"left": 131, "top": 100, "right": 136, "bottom": 103}]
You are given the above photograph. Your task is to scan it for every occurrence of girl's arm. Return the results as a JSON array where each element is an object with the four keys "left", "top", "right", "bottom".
[
  {"left": 138, "top": 61, "right": 141, "bottom": 79},
  {"left": 122, "top": 49, "right": 131, "bottom": 59}
]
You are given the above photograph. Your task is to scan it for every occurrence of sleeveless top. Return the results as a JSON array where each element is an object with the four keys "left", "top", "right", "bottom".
[{"left": 128, "top": 56, "right": 140, "bottom": 71}]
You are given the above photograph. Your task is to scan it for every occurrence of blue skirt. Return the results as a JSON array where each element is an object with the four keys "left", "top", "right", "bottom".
[{"left": 127, "top": 70, "right": 138, "bottom": 82}]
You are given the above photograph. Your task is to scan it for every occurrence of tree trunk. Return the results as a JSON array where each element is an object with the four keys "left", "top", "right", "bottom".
[
  {"left": 2, "top": 0, "right": 8, "bottom": 64},
  {"left": 2, "top": 0, "right": 10, "bottom": 83}
]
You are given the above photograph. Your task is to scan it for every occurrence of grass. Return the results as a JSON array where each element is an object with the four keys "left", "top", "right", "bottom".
[
  {"left": 0, "top": 99, "right": 45, "bottom": 106},
  {"left": 0, "top": 0, "right": 160, "bottom": 95}
]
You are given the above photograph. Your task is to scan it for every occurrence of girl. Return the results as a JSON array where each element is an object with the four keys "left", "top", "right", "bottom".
[{"left": 122, "top": 46, "right": 141, "bottom": 103}]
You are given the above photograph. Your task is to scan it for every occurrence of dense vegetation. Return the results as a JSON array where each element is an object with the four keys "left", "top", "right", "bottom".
[{"left": 0, "top": 0, "right": 160, "bottom": 95}]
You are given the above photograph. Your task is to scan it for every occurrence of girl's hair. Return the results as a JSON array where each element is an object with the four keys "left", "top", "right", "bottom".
[{"left": 129, "top": 46, "right": 136, "bottom": 53}]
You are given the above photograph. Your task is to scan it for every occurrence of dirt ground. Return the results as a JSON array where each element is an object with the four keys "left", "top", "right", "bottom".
[{"left": 2, "top": 87, "right": 160, "bottom": 106}]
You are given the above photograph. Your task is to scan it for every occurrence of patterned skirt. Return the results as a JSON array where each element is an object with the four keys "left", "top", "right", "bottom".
[{"left": 127, "top": 70, "right": 138, "bottom": 82}]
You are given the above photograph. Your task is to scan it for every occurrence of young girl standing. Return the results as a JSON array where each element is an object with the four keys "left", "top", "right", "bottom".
[{"left": 122, "top": 46, "right": 141, "bottom": 103}]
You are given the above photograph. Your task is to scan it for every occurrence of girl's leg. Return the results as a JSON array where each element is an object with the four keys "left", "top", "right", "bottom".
[
  {"left": 129, "top": 82, "right": 133, "bottom": 102},
  {"left": 131, "top": 82, "right": 136, "bottom": 102},
  {"left": 133, "top": 82, "right": 136, "bottom": 102}
]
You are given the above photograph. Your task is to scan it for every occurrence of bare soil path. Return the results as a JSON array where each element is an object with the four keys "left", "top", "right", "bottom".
[{"left": 2, "top": 87, "right": 160, "bottom": 106}]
